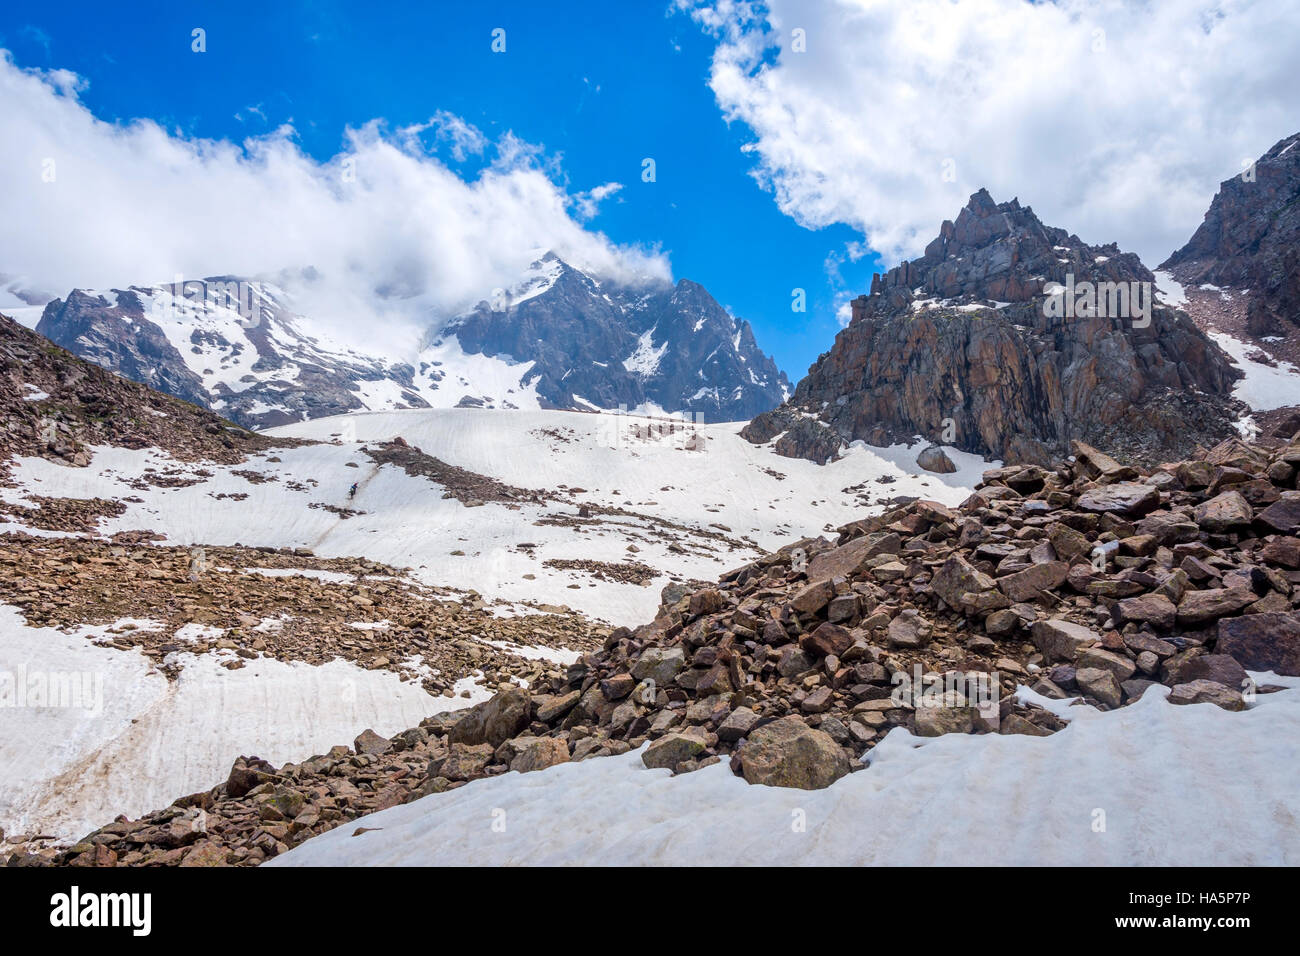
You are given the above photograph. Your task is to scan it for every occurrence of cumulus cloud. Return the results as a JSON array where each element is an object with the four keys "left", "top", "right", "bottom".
[
  {"left": 0, "top": 51, "right": 668, "bottom": 354},
  {"left": 680, "top": 0, "right": 1300, "bottom": 266}
]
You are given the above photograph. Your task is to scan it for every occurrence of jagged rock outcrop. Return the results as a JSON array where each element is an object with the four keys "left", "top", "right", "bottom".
[
  {"left": 1162, "top": 132, "right": 1300, "bottom": 339},
  {"left": 745, "top": 190, "right": 1244, "bottom": 466}
]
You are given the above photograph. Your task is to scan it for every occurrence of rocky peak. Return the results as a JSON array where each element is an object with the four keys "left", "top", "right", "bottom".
[
  {"left": 746, "top": 190, "right": 1243, "bottom": 467},
  {"left": 441, "top": 255, "right": 790, "bottom": 421},
  {"left": 1161, "top": 130, "right": 1300, "bottom": 339}
]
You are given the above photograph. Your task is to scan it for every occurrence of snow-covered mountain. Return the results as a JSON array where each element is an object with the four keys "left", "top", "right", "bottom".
[
  {"left": 34, "top": 279, "right": 426, "bottom": 429},
  {"left": 440, "top": 252, "right": 790, "bottom": 420},
  {"left": 31, "top": 256, "right": 790, "bottom": 430}
]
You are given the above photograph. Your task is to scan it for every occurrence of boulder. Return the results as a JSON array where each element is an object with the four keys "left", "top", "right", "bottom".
[
  {"left": 886, "top": 609, "right": 933, "bottom": 648},
  {"left": 1167, "top": 680, "right": 1245, "bottom": 711},
  {"left": 631, "top": 647, "right": 687, "bottom": 686},
  {"left": 916, "top": 445, "right": 958, "bottom": 474},
  {"left": 1076, "top": 483, "right": 1161, "bottom": 516},
  {"left": 1032, "top": 618, "right": 1100, "bottom": 662},
  {"left": 509, "top": 737, "right": 571, "bottom": 773},
  {"left": 1216, "top": 613, "right": 1300, "bottom": 676},
  {"left": 1075, "top": 667, "right": 1123, "bottom": 707},
  {"left": 448, "top": 685, "right": 532, "bottom": 748},
  {"left": 739, "top": 717, "right": 849, "bottom": 790}
]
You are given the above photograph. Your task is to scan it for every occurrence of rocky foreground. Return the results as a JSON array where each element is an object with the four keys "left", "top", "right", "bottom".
[{"left": 12, "top": 428, "right": 1299, "bottom": 867}]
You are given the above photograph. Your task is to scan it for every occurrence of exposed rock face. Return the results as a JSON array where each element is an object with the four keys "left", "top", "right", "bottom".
[
  {"left": 444, "top": 253, "right": 790, "bottom": 422},
  {"left": 1161, "top": 132, "right": 1300, "bottom": 339},
  {"left": 744, "top": 189, "right": 1243, "bottom": 465}
]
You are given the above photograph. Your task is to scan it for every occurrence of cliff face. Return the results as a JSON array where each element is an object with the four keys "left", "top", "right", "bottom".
[
  {"left": 745, "top": 189, "right": 1243, "bottom": 466},
  {"left": 1162, "top": 132, "right": 1300, "bottom": 339}
]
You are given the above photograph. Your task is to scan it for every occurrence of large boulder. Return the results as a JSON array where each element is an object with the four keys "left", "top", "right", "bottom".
[
  {"left": 932, "top": 555, "right": 998, "bottom": 614},
  {"left": 739, "top": 717, "right": 850, "bottom": 790},
  {"left": 631, "top": 647, "right": 687, "bottom": 686},
  {"left": 1032, "top": 618, "right": 1100, "bottom": 662},
  {"left": 1076, "top": 482, "right": 1161, "bottom": 517},
  {"left": 1216, "top": 613, "right": 1300, "bottom": 676},
  {"left": 448, "top": 685, "right": 532, "bottom": 748}
]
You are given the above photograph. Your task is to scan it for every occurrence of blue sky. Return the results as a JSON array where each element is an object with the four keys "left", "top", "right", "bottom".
[{"left": 0, "top": 0, "right": 882, "bottom": 379}]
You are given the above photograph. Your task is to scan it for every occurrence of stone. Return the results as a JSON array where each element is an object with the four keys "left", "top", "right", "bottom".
[
  {"left": 1076, "top": 482, "right": 1161, "bottom": 517},
  {"left": 1114, "top": 593, "right": 1176, "bottom": 629},
  {"left": 688, "top": 588, "right": 724, "bottom": 617},
  {"left": 353, "top": 729, "right": 391, "bottom": 756},
  {"left": 914, "top": 703, "right": 974, "bottom": 737},
  {"left": 916, "top": 445, "right": 958, "bottom": 474},
  {"left": 886, "top": 608, "right": 933, "bottom": 648},
  {"left": 800, "top": 622, "right": 855, "bottom": 658},
  {"left": 790, "top": 579, "right": 836, "bottom": 615},
  {"left": 739, "top": 717, "right": 849, "bottom": 790},
  {"left": 642, "top": 732, "right": 707, "bottom": 771},
  {"left": 1076, "top": 647, "right": 1138, "bottom": 683},
  {"left": 997, "top": 561, "right": 1069, "bottom": 602},
  {"left": 932, "top": 554, "right": 998, "bottom": 614},
  {"left": 1164, "top": 653, "right": 1248, "bottom": 690},
  {"left": 717, "top": 706, "right": 760, "bottom": 742},
  {"left": 1194, "top": 490, "right": 1253, "bottom": 531},
  {"left": 1167, "top": 680, "right": 1245, "bottom": 711},
  {"left": 536, "top": 689, "right": 581, "bottom": 723},
  {"left": 509, "top": 737, "right": 571, "bottom": 773},
  {"left": 1256, "top": 493, "right": 1300, "bottom": 533},
  {"left": 631, "top": 647, "right": 687, "bottom": 686},
  {"left": 1175, "top": 587, "right": 1257, "bottom": 626},
  {"left": 435, "top": 742, "right": 494, "bottom": 780},
  {"left": 1075, "top": 667, "right": 1123, "bottom": 707},
  {"left": 448, "top": 685, "right": 532, "bottom": 748},
  {"left": 1031, "top": 618, "right": 1100, "bottom": 662},
  {"left": 1216, "top": 613, "right": 1300, "bottom": 676}
]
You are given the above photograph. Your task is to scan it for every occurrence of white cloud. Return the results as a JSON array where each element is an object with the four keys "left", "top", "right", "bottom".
[
  {"left": 0, "top": 52, "right": 668, "bottom": 354},
  {"left": 572, "top": 181, "right": 624, "bottom": 221},
  {"left": 680, "top": 0, "right": 1300, "bottom": 266}
]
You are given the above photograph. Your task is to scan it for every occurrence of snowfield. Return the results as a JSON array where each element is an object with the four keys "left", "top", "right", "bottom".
[
  {"left": 0, "top": 407, "right": 989, "bottom": 845},
  {"left": 0, "top": 606, "right": 486, "bottom": 843},
  {"left": 1209, "top": 330, "right": 1300, "bottom": 412},
  {"left": 2, "top": 408, "right": 990, "bottom": 625},
  {"left": 272, "top": 677, "right": 1300, "bottom": 867}
]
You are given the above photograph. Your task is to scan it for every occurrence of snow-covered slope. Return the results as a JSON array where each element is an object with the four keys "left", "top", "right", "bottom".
[
  {"left": 271, "top": 675, "right": 1300, "bottom": 867},
  {"left": 0, "top": 606, "right": 480, "bottom": 843},
  {"left": 1, "top": 408, "right": 987, "bottom": 624}
]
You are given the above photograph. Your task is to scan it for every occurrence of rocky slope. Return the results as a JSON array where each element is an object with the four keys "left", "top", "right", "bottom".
[
  {"left": 1162, "top": 131, "right": 1300, "bottom": 340},
  {"left": 32, "top": 258, "right": 790, "bottom": 429},
  {"left": 0, "top": 311, "right": 277, "bottom": 478},
  {"left": 440, "top": 253, "right": 789, "bottom": 421},
  {"left": 17, "top": 426, "right": 1299, "bottom": 866},
  {"left": 744, "top": 190, "right": 1244, "bottom": 467},
  {"left": 1160, "top": 131, "right": 1300, "bottom": 437}
]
